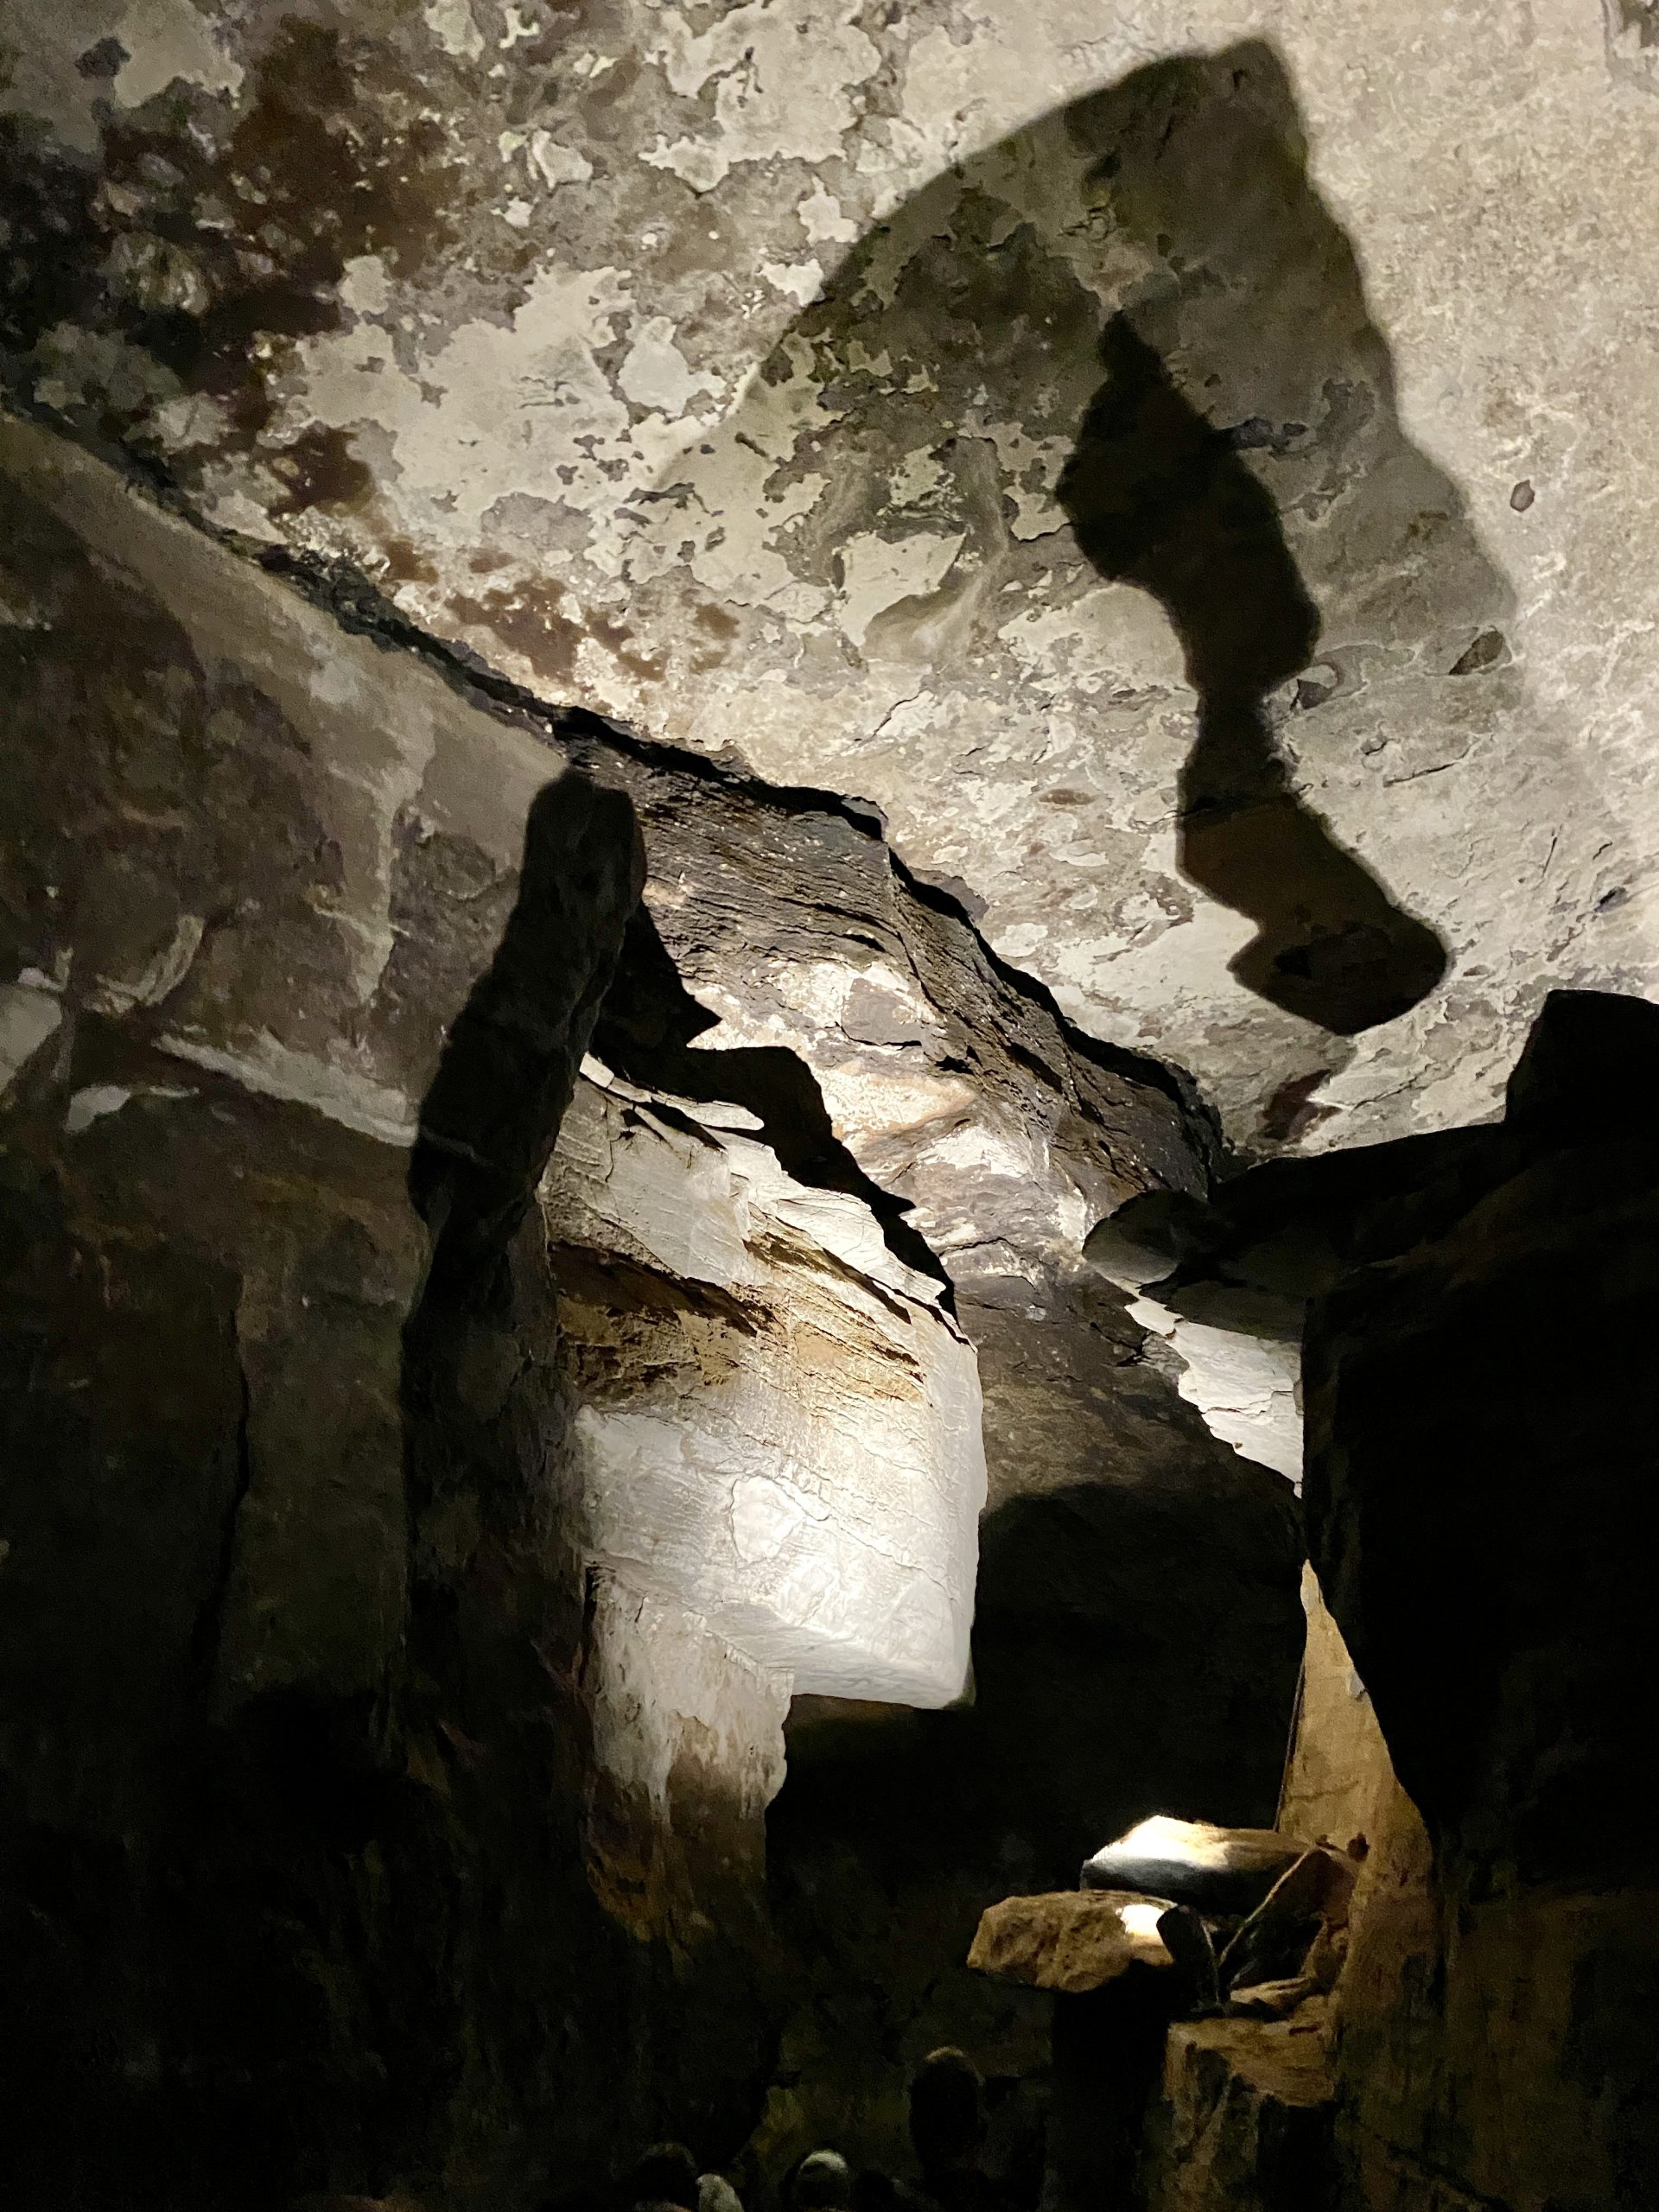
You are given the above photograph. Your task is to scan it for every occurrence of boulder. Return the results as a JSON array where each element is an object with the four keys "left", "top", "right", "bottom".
[
  {"left": 967, "top": 1890, "right": 1176, "bottom": 1993},
  {"left": 1081, "top": 1817, "right": 1307, "bottom": 1916}
]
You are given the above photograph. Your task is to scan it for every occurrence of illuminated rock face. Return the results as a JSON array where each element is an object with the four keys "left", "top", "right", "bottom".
[
  {"left": 1119, "top": 1291, "right": 1302, "bottom": 1487},
  {"left": 0, "top": 396, "right": 1302, "bottom": 2204},
  {"left": 967, "top": 1891, "right": 1176, "bottom": 1993},
  {"left": 551, "top": 1066, "right": 985, "bottom": 1705}
]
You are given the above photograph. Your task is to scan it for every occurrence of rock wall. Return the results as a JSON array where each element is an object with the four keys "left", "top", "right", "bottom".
[
  {"left": 1114, "top": 990, "right": 1659, "bottom": 2212},
  {"left": 0, "top": 777, "right": 653, "bottom": 2207},
  {"left": 0, "top": 411, "right": 1304, "bottom": 2203},
  {"left": 1301, "top": 992, "right": 1659, "bottom": 2212}
]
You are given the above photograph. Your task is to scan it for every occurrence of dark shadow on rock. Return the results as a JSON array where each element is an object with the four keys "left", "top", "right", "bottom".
[
  {"left": 394, "top": 771, "right": 651, "bottom": 2185},
  {"left": 1095, "top": 989, "right": 1659, "bottom": 2208},
  {"left": 592, "top": 902, "right": 950, "bottom": 1295},
  {"left": 1049, "top": 1972, "right": 1185, "bottom": 2212},
  {"left": 715, "top": 40, "right": 1510, "bottom": 1047},
  {"left": 401, "top": 771, "right": 785, "bottom": 2187},
  {"left": 763, "top": 1463, "right": 1303, "bottom": 2174},
  {"left": 1101, "top": 988, "right": 1659, "bottom": 1890},
  {"left": 1056, "top": 315, "right": 1446, "bottom": 1033},
  {"left": 407, "top": 770, "right": 646, "bottom": 1310}
]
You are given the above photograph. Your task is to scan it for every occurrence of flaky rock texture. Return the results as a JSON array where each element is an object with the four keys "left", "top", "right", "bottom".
[{"left": 3, "top": 0, "right": 1657, "bottom": 1153}]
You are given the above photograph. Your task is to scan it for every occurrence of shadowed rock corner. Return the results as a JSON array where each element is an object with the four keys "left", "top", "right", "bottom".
[{"left": 408, "top": 771, "right": 648, "bottom": 1305}]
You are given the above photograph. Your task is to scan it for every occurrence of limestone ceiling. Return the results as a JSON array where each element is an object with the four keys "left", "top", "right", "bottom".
[{"left": 3, "top": 0, "right": 1658, "bottom": 1154}]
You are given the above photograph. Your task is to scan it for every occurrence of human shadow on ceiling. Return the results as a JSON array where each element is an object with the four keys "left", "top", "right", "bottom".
[
  {"left": 1054, "top": 313, "right": 1446, "bottom": 1033},
  {"left": 717, "top": 40, "right": 1512, "bottom": 1038}
]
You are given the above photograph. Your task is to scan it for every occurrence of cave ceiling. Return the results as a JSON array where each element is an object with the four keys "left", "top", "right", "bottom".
[{"left": 3, "top": 0, "right": 1658, "bottom": 1154}]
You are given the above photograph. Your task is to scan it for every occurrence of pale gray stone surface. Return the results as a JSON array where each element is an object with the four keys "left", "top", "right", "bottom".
[
  {"left": 3, "top": 0, "right": 1656, "bottom": 1152},
  {"left": 554, "top": 1065, "right": 986, "bottom": 1705}
]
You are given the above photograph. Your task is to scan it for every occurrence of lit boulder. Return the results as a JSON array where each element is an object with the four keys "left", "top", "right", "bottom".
[
  {"left": 967, "top": 1890, "right": 1177, "bottom": 1993},
  {"left": 1081, "top": 1815, "right": 1307, "bottom": 1916}
]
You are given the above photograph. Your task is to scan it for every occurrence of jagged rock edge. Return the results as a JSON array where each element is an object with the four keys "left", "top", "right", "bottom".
[{"left": 244, "top": 535, "right": 1227, "bottom": 1179}]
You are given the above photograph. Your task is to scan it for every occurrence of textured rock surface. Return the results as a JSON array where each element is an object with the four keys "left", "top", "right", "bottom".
[
  {"left": 552, "top": 1065, "right": 985, "bottom": 1704},
  {"left": 3, "top": 1, "right": 1657, "bottom": 1155},
  {"left": 1296, "top": 993, "right": 1659, "bottom": 2211},
  {"left": 1142, "top": 2008, "right": 1338, "bottom": 2212},
  {"left": 581, "top": 1568, "right": 789, "bottom": 1955},
  {"left": 1085, "top": 1229, "right": 1305, "bottom": 1481},
  {"left": 1302, "top": 990, "right": 1659, "bottom": 1874},
  {"left": 1217, "top": 1845, "right": 1357, "bottom": 2007},
  {"left": 0, "top": 759, "right": 656, "bottom": 2207},
  {"left": 10, "top": 2, "right": 1655, "bottom": 2192},
  {"left": 967, "top": 1890, "right": 1173, "bottom": 1993},
  {"left": 753, "top": 1418, "right": 1304, "bottom": 2187},
  {"left": 0, "top": 394, "right": 1305, "bottom": 2201},
  {"left": 1127, "top": 991, "right": 1659, "bottom": 2210},
  {"left": 1333, "top": 1786, "right": 1659, "bottom": 2212}
]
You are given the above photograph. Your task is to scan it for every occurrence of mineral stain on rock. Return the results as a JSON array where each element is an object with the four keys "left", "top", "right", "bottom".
[{"left": 2, "top": 19, "right": 460, "bottom": 470}]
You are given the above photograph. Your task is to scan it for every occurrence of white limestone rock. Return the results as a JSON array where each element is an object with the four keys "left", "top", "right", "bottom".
[{"left": 547, "top": 1071, "right": 987, "bottom": 1707}]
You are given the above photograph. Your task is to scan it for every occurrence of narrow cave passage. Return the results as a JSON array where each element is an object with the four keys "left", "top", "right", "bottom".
[
  {"left": 2, "top": 9, "right": 1658, "bottom": 2210},
  {"left": 3, "top": 410, "right": 1657, "bottom": 2212}
]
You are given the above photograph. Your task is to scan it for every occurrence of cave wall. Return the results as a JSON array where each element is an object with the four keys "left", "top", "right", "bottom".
[
  {"left": 0, "top": 407, "right": 1304, "bottom": 2203},
  {"left": 1116, "top": 991, "right": 1659, "bottom": 2212},
  {"left": 5, "top": 2, "right": 1654, "bottom": 2196},
  {"left": 1299, "top": 997, "right": 1659, "bottom": 2212},
  {"left": 1288, "top": 1574, "right": 1659, "bottom": 2212},
  {"left": 0, "top": 797, "right": 654, "bottom": 2209}
]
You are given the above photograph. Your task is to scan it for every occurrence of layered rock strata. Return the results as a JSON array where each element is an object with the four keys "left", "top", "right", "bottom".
[{"left": 0, "top": 411, "right": 1302, "bottom": 2204}]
